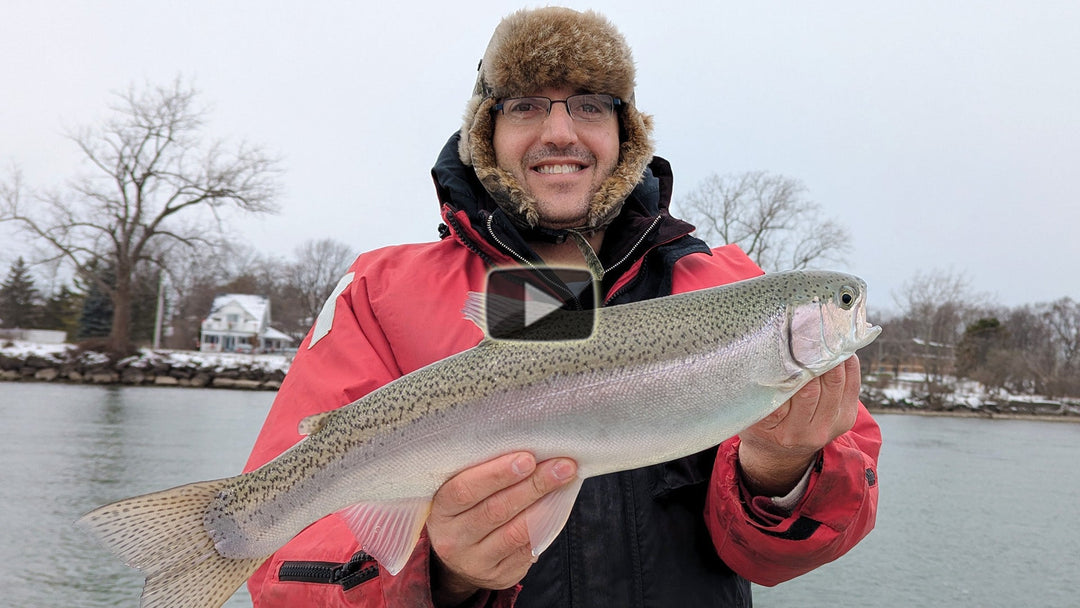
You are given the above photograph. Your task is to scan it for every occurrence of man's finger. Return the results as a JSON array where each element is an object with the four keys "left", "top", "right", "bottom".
[
  {"left": 434, "top": 452, "right": 536, "bottom": 517},
  {"left": 459, "top": 458, "right": 578, "bottom": 540}
]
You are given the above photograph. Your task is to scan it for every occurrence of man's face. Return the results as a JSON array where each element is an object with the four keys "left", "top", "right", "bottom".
[{"left": 493, "top": 86, "right": 621, "bottom": 230}]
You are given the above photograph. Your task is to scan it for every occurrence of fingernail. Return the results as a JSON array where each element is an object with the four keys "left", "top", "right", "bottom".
[
  {"left": 512, "top": 454, "right": 534, "bottom": 477},
  {"left": 551, "top": 459, "right": 575, "bottom": 481}
]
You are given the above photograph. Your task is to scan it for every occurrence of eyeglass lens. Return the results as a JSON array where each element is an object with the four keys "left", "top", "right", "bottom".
[{"left": 500, "top": 94, "right": 617, "bottom": 124}]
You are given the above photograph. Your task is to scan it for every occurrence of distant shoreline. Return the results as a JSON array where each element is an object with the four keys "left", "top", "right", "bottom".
[{"left": 866, "top": 405, "right": 1080, "bottom": 424}]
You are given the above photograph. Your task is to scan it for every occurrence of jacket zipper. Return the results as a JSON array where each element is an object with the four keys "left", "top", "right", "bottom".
[
  {"left": 605, "top": 215, "right": 662, "bottom": 276},
  {"left": 486, "top": 213, "right": 662, "bottom": 278},
  {"left": 485, "top": 212, "right": 664, "bottom": 307},
  {"left": 602, "top": 215, "right": 664, "bottom": 304},
  {"left": 485, "top": 213, "right": 533, "bottom": 267},
  {"left": 277, "top": 551, "right": 379, "bottom": 591},
  {"left": 484, "top": 214, "right": 588, "bottom": 307},
  {"left": 444, "top": 209, "right": 498, "bottom": 267}
]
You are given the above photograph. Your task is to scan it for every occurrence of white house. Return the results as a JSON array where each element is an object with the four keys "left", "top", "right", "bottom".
[{"left": 199, "top": 294, "right": 294, "bottom": 354}]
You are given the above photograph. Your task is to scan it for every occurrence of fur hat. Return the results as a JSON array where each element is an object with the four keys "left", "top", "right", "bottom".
[{"left": 458, "top": 7, "right": 655, "bottom": 230}]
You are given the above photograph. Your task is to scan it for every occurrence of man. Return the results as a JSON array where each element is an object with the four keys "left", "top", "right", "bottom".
[{"left": 244, "top": 7, "right": 880, "bottom": 607}]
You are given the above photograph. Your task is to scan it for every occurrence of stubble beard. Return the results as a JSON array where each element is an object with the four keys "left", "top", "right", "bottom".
[{"left": 523, "top": 144, "right": 618, "bottom": 230}]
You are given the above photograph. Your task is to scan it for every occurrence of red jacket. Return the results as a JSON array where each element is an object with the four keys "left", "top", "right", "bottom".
[{"left": 243, "top": 141, "right": 880, "bottom": 607}]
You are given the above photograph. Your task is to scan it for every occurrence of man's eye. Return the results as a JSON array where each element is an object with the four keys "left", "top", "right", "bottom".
[
  {"left": 507, "top": 99, "right": 546, "bottom": 116},
  {"left": 571, "top": 96, "right": 612, "bottom": 116}
]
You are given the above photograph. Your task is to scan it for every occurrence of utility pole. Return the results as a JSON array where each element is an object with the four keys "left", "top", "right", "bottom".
[{"left": 153, "top": 271, "right": 165, "bottom": 350}]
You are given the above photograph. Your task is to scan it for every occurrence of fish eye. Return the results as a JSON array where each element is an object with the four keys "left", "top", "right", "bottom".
[{"left": 838, "top": 286, "right": 857, "bottom": 309}]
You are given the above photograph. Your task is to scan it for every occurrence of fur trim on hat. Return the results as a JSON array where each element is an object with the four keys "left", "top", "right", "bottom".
[{"left": 459, "top": 7, "right": 655, "bottom": 230}]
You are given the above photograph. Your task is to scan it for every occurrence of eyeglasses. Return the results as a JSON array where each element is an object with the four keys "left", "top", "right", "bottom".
[{"left": 493, "top": 94, "right": 622, "bottom": 125}]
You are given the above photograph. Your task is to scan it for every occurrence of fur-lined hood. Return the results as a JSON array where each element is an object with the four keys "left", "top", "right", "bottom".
[
  {"left": 433, "top": 132, "right": 702, "bottom": 294},
  {"left": 458, "top": 7, "right": 655, "bottom": 231}
]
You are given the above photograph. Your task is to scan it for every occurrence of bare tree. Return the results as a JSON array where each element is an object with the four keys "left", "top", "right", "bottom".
[
  {"left": 285, "top": 238, "right": 356, "bottom": 335},
  {"left": 679, "top": 171, "right": 851, "bottom": 271},
  {"left": 1039, "top": 297, "right": 1080, "bottom": 397},
  {"left": 890, "top": 269, "right": 985, "bottom": 406},
  {"left": 0, "top": 78, "right": 279, "bottom": 353},
  {"left": 1043, "top": 298, "right": 1080, "bottom": 371},
  {"left": 999, "top": 305, "right": 1056, "bottom": 394}
]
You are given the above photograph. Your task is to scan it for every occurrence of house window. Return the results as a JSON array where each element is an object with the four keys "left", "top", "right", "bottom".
[{"left": 227, "top": 314, "right": 240, "bottom": 324}]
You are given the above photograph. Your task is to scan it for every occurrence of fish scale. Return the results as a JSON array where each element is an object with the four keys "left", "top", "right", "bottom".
[{"left": 78, "top": 269, "right": 881, "bottom": 608}]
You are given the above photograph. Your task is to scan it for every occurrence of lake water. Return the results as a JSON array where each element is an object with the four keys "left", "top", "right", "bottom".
[
  {"left": 0, "top": 383, "right": 271, "bottom": 608},
  {"left": 1, "top": 382, "right": 1078, "bottom": 607}
]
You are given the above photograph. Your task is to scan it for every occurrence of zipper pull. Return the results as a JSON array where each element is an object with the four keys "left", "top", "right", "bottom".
[{"left": 567, "top": 230, "right": 605, "bottom": 282}]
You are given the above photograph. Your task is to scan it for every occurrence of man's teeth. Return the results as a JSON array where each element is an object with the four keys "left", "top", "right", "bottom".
[{"left": 535, "top": 164, "right": 582, "bottom": 175}]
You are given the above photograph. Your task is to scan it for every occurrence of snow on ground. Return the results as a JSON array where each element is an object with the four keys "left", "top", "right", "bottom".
[
  {"left": 0, "top": 340, "right": 70, "bottom": 358},
  {"left": 121, "top": 349, "right": 293, "bottom": 374},
  {"left": 0, "top": 340, "right": 293, "bottom": 374},
  {"left": 867, "top": 371, "right": 1079, "bottom": 413}
]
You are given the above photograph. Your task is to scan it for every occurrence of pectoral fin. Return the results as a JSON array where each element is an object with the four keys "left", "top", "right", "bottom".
[
  {"left": 761, "top": 371, "right": 810, "bottom": 393},
  {"left": 524, "top": 477, "right": 584, "bottom": 557},
  {"left": 337, "top": 498, "right": 431, "bottom": 575}
]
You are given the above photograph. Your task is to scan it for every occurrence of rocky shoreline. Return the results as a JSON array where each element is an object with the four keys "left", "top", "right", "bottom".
[
  {"left": 0, "top": 343, "right": 287, "bottom": 391},
  {"left": 859, "top": 381, "right": 1080, "bottom": 423}
]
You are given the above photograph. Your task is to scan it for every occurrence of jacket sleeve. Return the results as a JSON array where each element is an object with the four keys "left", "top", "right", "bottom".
[
  {"left": 243, "top": 256, "right": 513, "bottom": 608},
  {"left": 704, "top": 403, "right": 881, "bottom": 586}
]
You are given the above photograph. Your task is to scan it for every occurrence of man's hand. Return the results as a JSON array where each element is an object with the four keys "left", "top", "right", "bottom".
[
  {"left": 427, "top": 452, "right": 578, "bottom": 607},
  {"left": 738, "top": 355, "right": 862, "bottom": 497}
]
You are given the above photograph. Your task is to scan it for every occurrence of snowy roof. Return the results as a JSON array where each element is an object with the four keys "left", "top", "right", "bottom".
[
  {"left": 262, "top": 326, "right": 293, "bottom": 342},
  {"left": 210, "top": 294, "right": 269, "bottom": 322}
]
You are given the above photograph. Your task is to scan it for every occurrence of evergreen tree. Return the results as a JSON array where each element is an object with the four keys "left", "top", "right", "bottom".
[
  {"left": 39, "top": 284, "right": 84, "bottom": 341},
  {"left": 74, "top": 261, "right": 161, "bottom": 345},
  {"left": 77, "top": 264, "right": 114, "bottom": 340},
  {"left": 0, "top": 257, "right": 42, "bottom": 328},
  {"left": 955, "top": 317, "right": 1010, "bottom": 389}
]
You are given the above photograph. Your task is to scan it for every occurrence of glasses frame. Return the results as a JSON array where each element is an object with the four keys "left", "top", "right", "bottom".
[{"left": 492, "top": 94, "right": 623, "bottom": 124}]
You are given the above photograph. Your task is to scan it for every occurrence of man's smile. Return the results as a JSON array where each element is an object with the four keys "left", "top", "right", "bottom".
[{"left": 533, "top": 163, "right": 585, "bottom": 175}]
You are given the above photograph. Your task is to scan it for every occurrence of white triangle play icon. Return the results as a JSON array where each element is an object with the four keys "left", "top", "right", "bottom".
[{"left": 524, "top": 282, "right": 564, "bottom": 327}]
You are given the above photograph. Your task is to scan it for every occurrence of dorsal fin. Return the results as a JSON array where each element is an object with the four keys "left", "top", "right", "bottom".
[{"left": 297, "top": 411, "right": 335, "bottom": 436}]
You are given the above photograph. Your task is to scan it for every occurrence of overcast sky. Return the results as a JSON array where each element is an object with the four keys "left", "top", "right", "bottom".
[{"left": 2, "top": 1, "right": 1077, "bottom": 313}]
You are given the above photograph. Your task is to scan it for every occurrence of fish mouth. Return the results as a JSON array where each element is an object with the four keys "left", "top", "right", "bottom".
[
  {"left": 786, "top": 297, "right": 882, "bottom": 376},
  {"left": 851, "top": 320, "right": 883, "bottom": 351},
  {"left": 848, "top": 289, "right": 883, "bottom": 351}
]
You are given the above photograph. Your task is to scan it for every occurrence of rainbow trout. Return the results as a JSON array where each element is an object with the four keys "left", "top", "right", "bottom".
[{"left": 78, "top": 269, "right": 881, "bottom": 607}]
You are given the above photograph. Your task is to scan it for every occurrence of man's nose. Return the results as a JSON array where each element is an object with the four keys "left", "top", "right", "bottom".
[{"left": 540, "top": 102, "right": 578, "bottom": 146}]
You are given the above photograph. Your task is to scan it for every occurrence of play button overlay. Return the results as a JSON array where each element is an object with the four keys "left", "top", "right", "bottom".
[{"left": 483, "top": 267, "right": 596, "bottom": 341}]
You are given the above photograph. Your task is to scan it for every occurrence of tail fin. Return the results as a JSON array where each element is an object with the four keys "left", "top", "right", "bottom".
[{"left": 77, "top": 478, "right": 268, "bottom": 608}]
